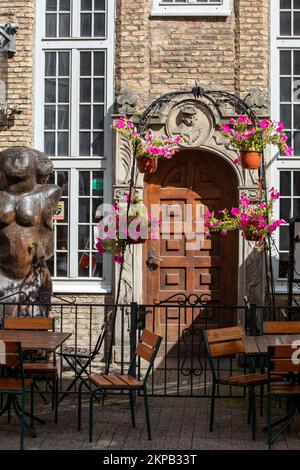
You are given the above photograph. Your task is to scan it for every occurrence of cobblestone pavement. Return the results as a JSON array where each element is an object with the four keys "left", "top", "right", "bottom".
[{"left": 0, "top": 395, "right": 299, "bottom": 450}]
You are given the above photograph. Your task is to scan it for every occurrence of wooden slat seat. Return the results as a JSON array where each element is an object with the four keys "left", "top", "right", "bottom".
[
  {"left": 23, "top": 363, "right": 57, "bottom": 373},
  {"left": 223, "top": 373, "right": 268, "bottom": 386},
  {"left": 89, "top": 374, "right": 143, "bottom": 389},
  {"left": 270, "top": 384, "right": 300, "bottom": 394},
  {"left": 0, "top": 378, "right": 32, "bottom": 391},
  {"left": 264, "top": 321, "right": 300, "bottom": 335}
]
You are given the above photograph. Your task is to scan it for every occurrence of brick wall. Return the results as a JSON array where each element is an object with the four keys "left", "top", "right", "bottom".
[
  {"left": 0, "top": 1, "right": 34, "bottom": 150},
  {"left": 115, "top": 0, "right": 270, "bottom": 112}
]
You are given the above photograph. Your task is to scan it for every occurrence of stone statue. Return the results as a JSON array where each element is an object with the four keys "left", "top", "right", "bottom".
[
  {"left": 0, "top": 147, "right": 61, "bottom": 314},
  {"left": 171, "top": 105, "right": 203, "bottom": 145}
]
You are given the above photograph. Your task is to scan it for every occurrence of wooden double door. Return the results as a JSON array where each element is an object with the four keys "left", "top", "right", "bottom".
[{"left": 144, "top": 151, "right": 238, "bottom": 341}]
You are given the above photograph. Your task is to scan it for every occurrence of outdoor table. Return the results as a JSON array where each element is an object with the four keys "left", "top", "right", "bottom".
[
  {"left": 243, "top": 334, "right": 300, "bottom": 357},
  {"left": 0, "top": 330, "right": 71, "bottom": 436}
]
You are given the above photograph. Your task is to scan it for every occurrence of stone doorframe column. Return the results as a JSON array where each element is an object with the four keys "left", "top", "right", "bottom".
[{"left": 113, "top": 92, "right": 268, "bottom": 310}]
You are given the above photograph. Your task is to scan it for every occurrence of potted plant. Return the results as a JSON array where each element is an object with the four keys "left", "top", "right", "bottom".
[
  {"left": 96, "top": 194, "right": 159, "bottom": 264},
  {"left": 220, "top": 117, "right": 294, "bottom": 170},
  {"left": 112, "top": 116, "right": 182, "bottom": 173},
  {"left": 204, "top": 188, "right": 285, "bottom": 250}
]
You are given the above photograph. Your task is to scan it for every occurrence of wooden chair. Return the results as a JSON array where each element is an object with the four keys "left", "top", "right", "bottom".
[
  {"left": 4, "top": 317, "right": 59, "bottom": 422},
  {"left": 267, "top": 345, "right": 300, "bottom": 448},
  {"left": 263, "top": 321, "right": 300, "bottom": 335},
  {"left": 0, "top": 340, "right": 33, "bottom": 450},
  {"left": 77, "top": 329, "right": 162, "bottom": 442},
  {"left": 203, "top": 326, "right": 269, "bottom": 440}
]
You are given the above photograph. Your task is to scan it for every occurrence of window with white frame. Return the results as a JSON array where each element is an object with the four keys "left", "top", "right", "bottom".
[
  {"left": 271, "top": 0, "right": 300, "bottom": 290},
  {"left": 35, "top": 0, "right": 114, "bottom": 292},
  {"left": 151, "top": 0, "right": 232, "bottom": 16}
]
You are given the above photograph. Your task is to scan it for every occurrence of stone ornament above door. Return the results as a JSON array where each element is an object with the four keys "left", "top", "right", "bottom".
[{"left": 166, "top": 100, "right": 214, "bottom": 148}]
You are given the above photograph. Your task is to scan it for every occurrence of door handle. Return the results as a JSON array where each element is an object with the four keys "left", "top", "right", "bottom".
[{"left": 147, "top": 246, "right": 163, "bottom": 272}]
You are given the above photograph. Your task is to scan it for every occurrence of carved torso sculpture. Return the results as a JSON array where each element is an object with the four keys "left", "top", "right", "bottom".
[{"left": 0, "top": 147, "right": 61, "bottom": 312}]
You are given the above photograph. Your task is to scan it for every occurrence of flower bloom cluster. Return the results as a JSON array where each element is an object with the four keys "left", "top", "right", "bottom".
[
  {"left": 204, "top": 188, "right": 286, "bottom": 250},
  {"left": 220, "top": 116, "right": 294, "bottom": 157},
  {"left": 96, "top": 194, "right": 160, "bottom": 264},
  {"left": 112, "top": 116, "right": 182, "bottom": 160}
]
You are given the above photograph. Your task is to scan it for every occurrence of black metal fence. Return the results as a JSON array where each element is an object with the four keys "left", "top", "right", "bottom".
[{"left": 0, "top": 292, "right": 299, "bottom": 399}]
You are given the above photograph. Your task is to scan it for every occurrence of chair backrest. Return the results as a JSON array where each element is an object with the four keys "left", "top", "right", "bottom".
[
  {"left": 0, "top": 340, "right": 22, "bottom": 368},
  {"left": 134, "top": 329, "right": 162, "bottom": 383},
  {"left": 4, "top": 317, "right": 54, "bottom": 331},
  {"left": 268, "top": 345, "right": 300, "bottom": 388},
  {"left": 263, "top": 321, "right": 300, "bottom": 335},
  {"left": 203, "top": 326, "right": 246, "bottom": 379}
]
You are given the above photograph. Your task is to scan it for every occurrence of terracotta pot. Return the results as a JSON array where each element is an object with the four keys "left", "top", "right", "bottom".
[
  {"left": 240, "top": 151, "right": 261, "bottom": 170},
  {"left": 137, "top": 156, "right": 158, "bottom": 174}
]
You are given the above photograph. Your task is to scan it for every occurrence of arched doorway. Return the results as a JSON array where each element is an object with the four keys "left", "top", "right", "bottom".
[{"left": 144, "top": 150, "right": 239, "bottom": 339}]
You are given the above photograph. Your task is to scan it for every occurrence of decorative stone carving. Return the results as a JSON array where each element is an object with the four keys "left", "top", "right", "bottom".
[
  {"left": 115, "top": 135, "right": 133, "bottom": 186},
  {"left": 166, "top": 100, "right": 214, "bottom": 148},
  {"left": 0, "top": 147, "right": 61, "bottom": 315},
  {"left": 116, "top": 88, "right": 137, "bottom": 116},
  {"left": 244, "top": 88, "right": 266, "bottom": 110}
]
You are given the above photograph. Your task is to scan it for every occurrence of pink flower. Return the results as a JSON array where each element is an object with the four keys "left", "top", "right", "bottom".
[
  {"left": 221, "top": 124, "right": 232, "bottom": 134},
  {"left": 240, "top": 196, "right": 250, "bottom": 207},
  {"left": 231, "top": 208, "right": 240, "bottom": 216},
  {"left": 238, "top": 116, "right": 248, "bottom": 123},
  {"left": 229, "top": 118, "right": 236, "bottom": 125},
  {"left": 276, "top": 121, "right": 285, "bottom": 132},
  {"left": 260, "top": 203, "right": 268, "bottom": 209},
  {"left": 204, "top": 211, "right": 213, "bottom": 219},
  {"left": 218, "top": 208, "right": 227, "bottom": 215},
  {"left": 269, "top": 188, "right": 280, "bottom": 200},
  {"left": 233, "top": 157, "right": 241, "bottom": 166},
  {"left": 114, "top": 255, "right": 124, "bottom": 265},
  {"left": 235, "top": 133, "right": 241, "bottom": 140},
  {"left": 260, "top": 119, "right": 271, "bottom": 129},
  {"left": 285, "top": 147, "right": 294, "bottom": 156},
  {"left": 281, "top": 134, "right": 288, "bottom": 142},
  {"left": 220, "top": 230, "right": 228, "bottom": 236}
]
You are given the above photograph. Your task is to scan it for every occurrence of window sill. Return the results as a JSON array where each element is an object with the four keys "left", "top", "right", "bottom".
[
  {"left": 150, "top": 6, "right": 232, "bottom": 17},
  {"left": 53, "top": 280, "right": 111, "bottom": 295}
]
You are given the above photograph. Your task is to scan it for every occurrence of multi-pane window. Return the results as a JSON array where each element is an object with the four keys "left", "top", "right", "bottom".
[
  {"left": 79, "top": 51, "right": 105, "bottom": 157},
  {"left": 44, "top": 51, "right": 70, "bottom": 157},
  {"left": 80, "top": 0, "right": 106, "bottom": 37},
  {"left": 278, "top": 171, "right": 300, "bottom": 278},
  {"left": 46, "top": 0, "right": 71, "bottom": 38},
  {"left": 36, "top": 1, "right": 114, "bottom": 289},
  {"left": 279, "top": 50, "right": 300, "bottom": 155},
  {"left": 152, "top": 0, "right": 230, "bottom": 16},
  {"left": 280, "top": 0, "right": 300, "bottom": 36}
]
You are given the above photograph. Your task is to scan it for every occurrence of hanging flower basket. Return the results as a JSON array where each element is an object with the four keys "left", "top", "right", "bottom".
[
  {"left": 240, "top": 151, "right": 261, "bottom": 170},
  {"left": 136, "top": 156, "right": 158, "bottom": 174}
]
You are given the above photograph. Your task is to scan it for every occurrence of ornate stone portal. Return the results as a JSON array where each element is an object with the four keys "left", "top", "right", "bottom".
[
  {"left": 114, "top": 91, "right": 268, "bottom": 307},
  {"left": 0, "top": 147, "right": 61, "bottom": 313}
]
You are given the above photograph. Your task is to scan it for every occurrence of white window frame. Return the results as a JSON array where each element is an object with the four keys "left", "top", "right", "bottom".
[
  {"left": 271, "top": 0, "right": 300, "bottom": 294},
  {"left": 34, "top": 0, "right": 115, "bottom": 294},
  {"left": 151, "top": 0, "right": 232, "bottom": 17}
]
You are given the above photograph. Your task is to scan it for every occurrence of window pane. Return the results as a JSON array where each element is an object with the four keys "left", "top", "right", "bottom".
[
  {"left": 59, "top": 14, "right": 70, "bottom": 37},
  {"left": 280, "top": 171, "right": 291, "bottom": 196},
  {"left": 294, "top": 51, "right": 300, "bottom": 75},
  {"left": 294, "top": 12, "right": 300, "bottom": 36},
  {"left": 93, "top": 79, "right": 105, "bottom": 102},
  {"left": 45, "top": 106, "right": 56, "bottom": 130},
  {"left": 47, "top": 0, "right": 57, "bottom": 10},
  {"left": 280, "top": 50, "right": 291, "bottom": 75},
  {"left": 280, "top": 225, "right": 289, "bottom": 251},
  {"left": 294, "top": 172, "right": 300, "bottom": 195},
  {"left": 81, "top": 0, "right": 92, "bottom": 10},
  {"left": 78, "top": 254, "right": 90, "bottom": 277},
  {"left": 79, "top": 172, "right": 90, "bottom": 196},
  {"left": 295, "top": 0, "right": 300, "bottom": 8},
  {"left": 279, "top": 253, "right": 289, "bottom": 279},
  {"left": 57, "top": 171, "right": 69, "bottom": 196},
  {"left": 280, "top": 77, "right": 291, "bottom": 101},
  {"left": 92, "top": 172, "right": 104, "bottom": 196},
  {"left": 92, "top": 133, "right": 104, "bottom": 156},
  {"left": 45, "top": 132, "right": 55, "bottom": 156},
  {"left": 57, "top": 132, "right": 69, "bottom": 156},
  {"left": 280, "top": 12, "right": 292, "bottom": 36},
  {"left": 94, "top": 52, "right": 105, "bottom": 76},
  {"left": 57, "top": 225, "right": 68, "bottom": 250},
  {"left": 58, "top": 52, "right": 69, "bottom": 76},
  {"left": 59, "top": 0, "right": 70, "bottom": 10},
  {"left": 94, "top": 13, "right": 105, "bottom": 36},
  {"left": 93, "top": 105, "right": 104, "bottom": 129},
  {"left": 81, "top": 13, "right": 92, "bottom": 36},
  {"left": 57, "top": 253, "right": 68, "bottom": 277},
  {"left": 294, "top": 131, "right": 300, "bottom": 155},
  {"left": 294, "top": 105, "right": 300, "bottom": 129},
  {"left": 58, "top": 105, "right": 69, "bottom": 129},
  {"left": 80, "top": 79, "right": 91, "bottom": 102},
  {"left": 46, "top": 14, "right": 57, "bottom": 37},
  {"left": 95, "top": 0, "right": 105, "bottom": 10},
  {"left": 45, "top": 52, "right": 56, "bottom": 76},
  {"left": 280, "top": 199, "right": 291, "bottom": 220},
  {"left": 294, "top": 198, "right": 300, "bottom": 216},
  {"left": 280, "top": 104, "right": 292, "bottom": 128},
  {"left": 79, "top": 199, "right": 90, "bottom": 223},
  {"left": 280, "top": 0, "right": 291, "bottom": 7},
  {"left": 79, "top": 225, "right": 90, "bottom": 250},
  {"left": 58, "top": 78, "right": 69, "bottom": 102},
  {"left": 80, "top": 132, "right": 91, "bottom": 156},
  {"left": 80, "top": 106, "right": 91, "bottom": 129},
  {"left": 80, "top": 52, "right": 91, "bottom": 76},
  {"left": 45, "top": 79, "right": 56, "bottom": 103},
  {"left": 92, "top": 254, "right": 103, "bottom": 278}
]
